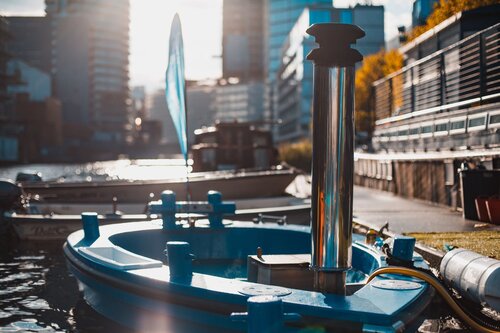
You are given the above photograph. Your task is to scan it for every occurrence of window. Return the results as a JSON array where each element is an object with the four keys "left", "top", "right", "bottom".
[
  {"left": 409, "top": 127, "right": 420, "bottom": 136},
  {"left": 468, "top": 114, "right": 487, "bottom": 132},
  {"left": 421, "top": 125, "right": 433, "bottom": 133},
  {"left": 450, "top": 120, "right": 465, "bottom": 130},
  {"left": 488, "top": 112, "right": 500, "bottom": 129},
  {"left": 449, "top": 117, "right": 466, "bottom": 135},
  {"left": 434, "top": 122, "right": 448, "bottom": 136}
]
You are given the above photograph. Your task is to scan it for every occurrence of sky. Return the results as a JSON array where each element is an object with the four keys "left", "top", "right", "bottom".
[{"left": 1, "top": 0, "right": 412, "bottom": 91}]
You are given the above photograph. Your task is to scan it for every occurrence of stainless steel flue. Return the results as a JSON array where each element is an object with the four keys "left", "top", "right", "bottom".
[{"left": 306, "top": 23, "right": 365, "bottom": 294}]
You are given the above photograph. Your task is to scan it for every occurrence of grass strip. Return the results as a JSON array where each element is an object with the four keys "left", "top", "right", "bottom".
[{"left": 407, "top": 231, "right": 500, "bottom": 259}]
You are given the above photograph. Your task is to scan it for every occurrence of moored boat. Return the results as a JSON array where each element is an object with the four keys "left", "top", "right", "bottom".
[
  {"left": 18, "top": 166, "right": 299, "bottom": 204},
  {"left": 63, "top": 218, "right": 433, "bottom": 332},
  {"left": 0, "top": 180, "right": 310, "bottom": 240}
]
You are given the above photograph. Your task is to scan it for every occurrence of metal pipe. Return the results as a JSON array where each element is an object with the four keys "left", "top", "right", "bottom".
[
  {"left": 310, "top": 65, "right": 354, "bottom": 293},
  {"left": 306, "top": 23, "right": 364, "bottom": 294}
]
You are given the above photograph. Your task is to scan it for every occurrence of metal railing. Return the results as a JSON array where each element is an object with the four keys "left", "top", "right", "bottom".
[{"left": 374, "top": 23, "right": 500, "bottom": 125}]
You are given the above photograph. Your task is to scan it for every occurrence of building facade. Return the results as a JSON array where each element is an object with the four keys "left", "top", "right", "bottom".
[
  {"left": 355, "top": 6, "right": 500, "bottom": 212},
  {"left": 215, "top": 81, "right": 265, "bottom": 123},
  {"left": 264, "top": 0, "right": 332, "bottom": 82},
  {"left": 185, "top": 83, "right": 217, "bottom": 144},
  {"left": 5, "top": 17, "right": 52, "bottom": 74},
  {"left": 147, "top": 89, "right": 177, "bottom": 145},
  {"left": 412, "top": 0, "right": 438, "bottom": 28},
  {"left": 46, "top": 0, "right": 130, "bottom": 143},
  {"left": 222, "top": 0, "right": 265, "bottom": 81},
  {"left": 275, "top": 5, "right": 385, "bottom": 142},
  {"left": 372, "top": 6, "right": 500, "bottom": 153},
  {"left": 7, "top": 60, "right": 51, "bottom": 102}
]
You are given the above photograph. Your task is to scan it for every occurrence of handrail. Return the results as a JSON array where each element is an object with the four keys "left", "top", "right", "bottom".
[
  {"left": 373, "top": 23, "right": 500, "bottom": 124},
  {"left": 373, "top": 23, "right": 500, "bottom": 86}
]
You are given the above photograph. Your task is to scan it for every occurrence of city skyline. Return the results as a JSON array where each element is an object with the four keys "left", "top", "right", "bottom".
[{"left": 1, "top": 0, "right": 412, "bottom": 91}]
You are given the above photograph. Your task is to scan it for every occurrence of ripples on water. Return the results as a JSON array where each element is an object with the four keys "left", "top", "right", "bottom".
[{"left": 0, "top": 236, "right": 132, "bottom": 333}]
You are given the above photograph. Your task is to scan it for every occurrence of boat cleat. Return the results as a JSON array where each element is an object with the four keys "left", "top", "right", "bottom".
[{"left": 148, "top": 190, "right": 236, "bottom": 229}]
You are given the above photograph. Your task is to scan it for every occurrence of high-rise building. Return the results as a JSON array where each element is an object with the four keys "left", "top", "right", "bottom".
[
  {"left": 46, "top": 0, "right": 130, "bottom": 143},
  {"left": 186, "top": 83, "right": 217, "bottom": 143},
  {"left": 147, "top": 89, "right": 177, "bottom": 145},
  {"left": 263, "top": 0, "right": 332, "bottom": 130},
  {"left": 412, "top": 0, "right": 439, "bottom": 27},
  {"left": 5, "top": 17, "right": 52, "bottom": 74},
  {"left": 275, "top": 5, "right": 385, "bottom": 143},
  {"left": 215, "top": 81, "right": 265, "bottom": 122},
  {"left": 222, "top": 0, "right": 265, "bottom": 81},
  {"left": 265, "top": 0, "right": 331, "bottom": 82}
]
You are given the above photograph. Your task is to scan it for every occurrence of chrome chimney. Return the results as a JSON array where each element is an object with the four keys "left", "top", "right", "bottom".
[{"left": 306, "top": 23, "right": 365, "bottom": 294}]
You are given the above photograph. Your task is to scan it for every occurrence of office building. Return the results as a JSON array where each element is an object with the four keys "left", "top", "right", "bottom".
[
  {"left": 264, "top": 0, "right": 332, "bottom": 82},
  {"left": 147, "top": 89, "right": 177, "bottom": 145},
  {"left": 7, "top": 60, "right": 51, "bottom": 102},
  {"left": 276, "top": 5, "right": 385, "bottom": 142},
  {"left": 5, "top": 17, "right": 52, "bottom": 74},
  {"left": 186, "top": 83, "right": 217, "bottom": 143},
  {"left": 412, "top": 0, "right": 439, "bottom": 27},
  {"left": 215, "top": 81, "right": 265, "bottom": 122},
  {"left": 222, "top": 0, "right": 265, "bottom": 81},
  {"left": 46, "top": 0, "right": 130, "bottom": 143}
]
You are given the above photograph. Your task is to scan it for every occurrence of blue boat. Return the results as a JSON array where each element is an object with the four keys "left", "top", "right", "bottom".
[
  {"left": 63, "top": 214, "right": 432, "bottom": 333},
  {"left": 62, "top": 21, "right": 441, "bottom": 332}
]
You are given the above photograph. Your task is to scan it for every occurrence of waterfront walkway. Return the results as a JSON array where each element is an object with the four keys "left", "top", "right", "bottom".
[{"left": 353, "top": 185, "right": 500, "bottom": 234}]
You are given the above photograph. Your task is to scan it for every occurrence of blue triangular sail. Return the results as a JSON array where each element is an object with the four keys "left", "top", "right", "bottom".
[{"left": 165, "top": 13, "right": 187, "bottom": 161}]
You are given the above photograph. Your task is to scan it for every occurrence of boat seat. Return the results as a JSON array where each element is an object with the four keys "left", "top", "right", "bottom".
[{"left": 78, "top": 246, "right": 163, "bottom": 270}]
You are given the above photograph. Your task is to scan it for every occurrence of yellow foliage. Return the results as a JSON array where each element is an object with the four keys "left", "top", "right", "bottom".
[
  {"left": 408, "top": 0, "right": 498, "bottom": 41},
  {"left": 278, "top": 139, "right": 312, "bottom": 172},
  {"left": 355, "top": 49, "right": 403, "bottom": 133}
]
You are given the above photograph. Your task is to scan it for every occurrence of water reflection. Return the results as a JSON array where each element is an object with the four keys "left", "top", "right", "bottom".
[
  {"left": 0, "top": 159, "right": 190, "bottom": 183},
  {"left": 0, "top": 236, "right": 132, "bottom": 333}
]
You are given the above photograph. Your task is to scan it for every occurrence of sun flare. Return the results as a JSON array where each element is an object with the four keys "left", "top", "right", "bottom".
[{"left": 129, "top": 0, "right": 222, "bottom": 90}]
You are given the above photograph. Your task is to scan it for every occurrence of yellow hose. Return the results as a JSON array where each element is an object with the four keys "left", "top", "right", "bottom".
[{"left": 367, "top": 267, "right": 500, "bottom": 333}]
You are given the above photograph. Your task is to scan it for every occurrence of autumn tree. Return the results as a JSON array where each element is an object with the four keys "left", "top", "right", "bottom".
[
  {"left": 409, "top": 0, "right": 498, "bottom": 40},
  {"left": 355, "top": 49, "right": 403, "bottom": 135}
]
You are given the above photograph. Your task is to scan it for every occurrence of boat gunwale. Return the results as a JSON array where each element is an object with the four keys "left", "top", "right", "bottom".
[
  {"left": 20, "top": 168, "right": 299, "bottom": 189},
  {"left": 63, "top": 221, "right": 432, "bottom": 328}
]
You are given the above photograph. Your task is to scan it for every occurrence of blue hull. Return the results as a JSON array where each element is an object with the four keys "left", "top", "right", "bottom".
[{"left": 64, "top": 220, "right": 433, "bottom": 332}]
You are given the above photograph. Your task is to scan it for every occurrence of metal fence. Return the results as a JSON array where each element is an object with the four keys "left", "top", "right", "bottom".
[{"left": 374, "top": 23, "right": 500, "bottom": 125}]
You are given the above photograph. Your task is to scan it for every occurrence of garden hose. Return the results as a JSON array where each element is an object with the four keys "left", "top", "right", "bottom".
[{"left": 367, "top": 267, "right": 500, "bottom": 333}]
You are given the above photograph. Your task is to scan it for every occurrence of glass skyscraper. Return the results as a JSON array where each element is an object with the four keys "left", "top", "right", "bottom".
[
  {"left": 46, "top": 0, "right": 130, "bottom": 142},
  {"left": 265, "top": 0, "right": 332, "bottom": 82},
  {"left": 275, "top": 5, "right": 384, "bottom": 142}
]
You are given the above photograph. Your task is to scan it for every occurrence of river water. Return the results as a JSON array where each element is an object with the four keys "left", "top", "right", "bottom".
[
  {"left": 0, "top": 159, "right": 477, "bottom": 332},
  {"left": 0, "top": 237, "right": 133, "bottom": 333}
]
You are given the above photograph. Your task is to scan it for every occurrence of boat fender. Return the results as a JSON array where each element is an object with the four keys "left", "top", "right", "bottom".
[
  {"left": 15, "top": 172, "right": 42, "bottom": 182},
  {"left": 0, "top": 180, "right": 22, "bottom": 210},
  {"left": 383, "top": 235, "right": 416, "bottom": 267},
  {"left": 165, "top": 241, "right": 195, "bottom": 282},
  {"left": 440, "top": 248, "right": 500, "bottom": 312},
  {"left": 231, "top": 295, "right": 301, "bottom": 333},
  {"left": 81, "top": 212, "right": 100, "bottom": 243}
]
